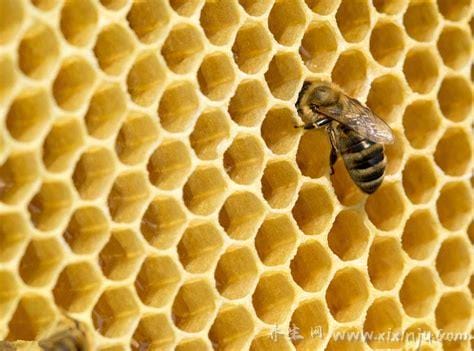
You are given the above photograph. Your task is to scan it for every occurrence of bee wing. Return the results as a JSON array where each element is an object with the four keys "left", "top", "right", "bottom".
[{"left": 318, "top": 96, "right": 394, "bottom": 144}]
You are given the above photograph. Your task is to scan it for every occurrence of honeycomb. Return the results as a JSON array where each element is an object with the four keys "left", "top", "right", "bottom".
[{"left": 0, "top": 0, "right": 472, "bottom": 350}]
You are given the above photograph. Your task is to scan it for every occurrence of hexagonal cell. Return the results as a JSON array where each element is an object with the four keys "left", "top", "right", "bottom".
[
  {"left": 200, "top": 0, "right": 240, "bottom": 46},
  {"left": 437, "top": 26, "right": 471, "bottom": 70},
  {"left": 328, "top": 209, "right": 369, "bottom": 261},
  {"left": 290, "top": 241, "right": 331, "bottom": 292},
  {"left": 162, "top": 24, "right": 205, "bottom": 74},
  {"left": 63, "top": 206, "right": 109, "bottom": 255},
  {"left": 331, "top": 49, "right": 367, "bottom": 96},
  {"left": 228, "top": 80, "right": 268, "bottom": 127},
  {"left": 261, "top": 160, "right": 299, "bottom": 209},
  {"left": 60, "top": 0, "right": 98, "bottom": 46},
  {"left": 372, "top": 0, "right": 405, "bottom": 14},
  {"left": 366, "top": 74, "right": 405, "bottom": 123},
  {"left": 0, "top": 55, "right": 17, "bottom": 103},
  {"left": 115, "top": 112, "right": 159, "bottom": 165},
  {"left": 370, "top": 21, "right": 404, "bottom": 67},
  {"left": 215, "top": 246, "right": 258, "bottom": 299},
  {"left": 19, "top": 238, "right": 64, "bottom": 287},
  {"left": 336, "top": 0, "right": 371, "bottom": 43},
  {"left": 399, "top": 267, "right": 437, "bottom": 318},
  {"left": 402, "top": 210, "right": 439, "bottom": 261},
  {"left": 169, "top": 0, "right": 201, "bottom": 16},
  {"left": 73, "top": 147, "right": 115, "bottom": 200},
  {"left": 178, "top": 221, "right": 224, "bottom": 273},
  {"left": 131, "top": 314, "right": 175, "bottom": 351},
  {"left": 7, "top": 295, "right": 55, "bottom": 341},
  {"left": 250, "top": 330, "right": 294, "bottom": 351},
  {"left": 265, "top": 52, "right": 303, "bottom": 100},
  {"left": 42, "top": 117, "right": 85, "bottom": 173},
  {"left": 0, "top": 0, "right": 24, "bottom": 45},
  {"left": 53, "top": 57, "right": 96, "bottom": 111},
  {"left": 176, "top": 338, "right": 209, "bottom": 351},
  {"left": 403, "top": 47, "right": 439, "bottom": 94},
  {"left": 140, "top": 196, "right": 187, "bottom": 249},
  {"left": 158, "top": 80, "right": 200, "bottom": 132},
  {"left": 304, "top": 0, "right": 340, "bottom": 15},
  {"left": 6, "top": 88, "right": 51, "bottom": 142},
  {"left": 28, "top": 181, "right": 73, "bottom": 231},
  {"left": 198, "top": 53, "right": 236, "bottom": 101},
  {"left": 292, "top": 183, "right": 334, "bottom": 235},
  {"left": 290, "top": 299, "right": 328, "bottom": 349},
  {"left": 99, "top": 229, "right": 144, "bottom": 281},
  {"left": 255, "top": 214, "right": 297, "bottom": 266},
  {"left": 384, "top": 130, "right": 406, "bottom": 174},
  {"left": 365, "top": 182, "right": 405, "bottom": 231},
  {"left": 402, "top": 99, "right": 441, "bottom": 149},
  {"left": 206, "top": 309, "right": 254, "bottom": 351},
  {"left": 172, "top": 279, "right": 216, "bottom": 332},
  {"left": 403, "top": 1, "right": 439, "bottom": 42},
  {"left": 404, "top": 323, "right": 436, "bottom": 351},
  {"left": 436, "top": 237, "right": 471, "bottom": 287},
  {"left": 223, "top": 135, "right": 264, "bottom": 185},
  {"left": 0, "top": 270, "right": 18, "bottom": 317},
  {"left": 183, "top": 166, "right": 227, "bottom": 215},
  {"left": 53, "top": 261, "right": 102, "bottom": 312},
  {"left": 300, "top": 21, "right": 338, "bottom": 73},
  {"left": 436, "top": 181, "right": 472, "bottom": 231},
  {"left": 127, "top": 52, "right": 166, "bottom": 107},
  {"left": 363, "top": 298, "right": 402, "bottom": 349},
  {"left": 18, "top": 22, "right": 59, "bottom": 80},
  {"left": 126, "top": 0, "right": 170, "bottom": 43},
  {"left": 92, "top": 287, "right": 140, "bottom": 338},
  {"left": 368, "top": 236, "right": 404, "bottom": 290},
  {"left": 437, "top": 0, "right": 471, "bottom": 21},
  {"left": 437, "top": 76, "right": 472, "bottom": 122},
  {"left": 94, "top": 24, "right": 135, "bottom": 76},
  {"left": 0, "top": 212, "right": 28, "bottom": 262},
  {"left": 435, "top": 292, "right": 472, "bottom": 333},
  {"left": 190, "top": 108, "right": 230, "bottom": 160},
  {"left": 261, "top": 107, "right": 300, "bottom": 155},
  {"left": 0, "top": 152, "right": 40, "bottom": 204},
  {"left": 402, "top": 156, "right": 437, "bottom": 204},
  {"left": 268, "top": 0, "right": 306, "bottom": 46},
  {"left": 296, "top": 129, "right": 331, "bottom": 179}
]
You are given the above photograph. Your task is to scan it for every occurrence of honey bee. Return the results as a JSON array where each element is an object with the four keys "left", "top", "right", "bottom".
[
  {"left": 295, "top": 81, "right": 394, "bottom": 194},
  {"left": 38, "top": 317, "right": 90, "bottom": 351}
]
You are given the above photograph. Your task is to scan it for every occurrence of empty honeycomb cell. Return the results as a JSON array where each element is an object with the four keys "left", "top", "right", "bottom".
[
  {"left": 31, "top": 0, "right": 59, "bottom": 10},
  {"left": 53, "top": 261, "right": 102, "bottom": 313},
  {"left": 215, "top": 246, "right": 258, "bottom": 299},
  {"left": 370, "top": 21, "right": 405, "bottom": 67},
  {"left": 228, "top": 80, "right": 268, "bottom": 126},
  {"left": 292, "top": 183, "right": 334, "bottom": 235},
  {"left": 403, "top": 1, "right": 439, "bottom": 42},
  {"left": 131, "top": 314, "right": 175, "bottom": 351},
  {"left": 402, "top": 99, "right": 441, "bottom": 149},
  {"left": 7, "top": 295, "right": 55, "bottom": 341},
  {"left": 60, "top": 0, "right": 98, "bottom": 46},
  {"left": 437, "top": 26, "right": 471, "bottom": 70},
  {"left": 176, "top": 338, "right": 209, "bottom": 351},
  {"left": 28, "top": 181, "right": 73, "bottom": 231},
  {"left": 73, "top": 147, "right": 115, "bottom": 200},
  {"left": 115, "top": 112, "right": 159, "bottom": 165},
  {"left": 304, "top": 0, "right": 340, "bottom": 15},
  {"left": 250, "top": 331, "right": 294, "bottom": 351},
  {"left": 0, "top": 152, "right": 39, "bottom": 204},
  {"left": 200, "top": 0, "right": 240, "bottom": 46},
  {"left": 108, "top": 172, "right": 150, "bottom": 223},
  {"left": 384, "top": 131, "right": 406, "bottom": 176},
  {"left": 18, "top": 22, "right": 59, "bottom": 80},
  {"left": 63, "top": 206, "right": 109, "bottom": 255},
  {"left": 437, "top": 75, "right": 472, "bottom": 122},
  {"left": 290, "top": 299, "right": 328, "bottom": 349},
  {"left": 19, "top": 238, "right": 63, "bottom": 287},
  {"left": 402, "top": 210, "right": 439, "bottom": 260},
  {"left": 252, "top": 272, "right": 295, "bottom": 324},
  {"left": 172, "top": 279, "right": 216, "bottom": 332},
  {"left": 404, "top": 323, "right": 436, "bottom": 350},
  {"left": 0, "top": 212, "right": 27, "bottom": 262},
  {"left": 336, "top": 0, "right": 371, "bottom": 43},
  {"left": 363, "top": 298, "right": 402, "bottom": 349},
  {"left": 402, "top": 156, "right": 437, "bottom": 204},
  {"left": 178, "top": 221, "right": 224, "bottom": 273},
  {"left": 147, "top": 140, "right": 192, "bottom": 190},
  {"left": 127, "top": 52, "right": 166, "bottom": 107},
  {"left": 94, "top": 24, "right": 135, "bottom": 76},
  {"left": 197, "top": 53, "right": 236, "bottom": 101},
  {"left": 223, "top": 135, "right": 264, "bottom": 185},
  {"left": 183, "top": 166, "right": 227, "bottom": 215},
  {"left": 436, "top": 237, "right": 471, "bottom": 287},
  {"left": 92, "top": 287, "right": 140, "bottom": 338},
  {"left": 209, "top": 305, "right": 254, "bottom": 350},
  {"left": 436, "top": 181, "right": 471, "bottom": 231},
  {"left": 140, "top": 196, "right": 187, "bottom": 249},
  {"left": 0, "top": 0, "right": 24, "bottom": 45},
  {"left": 296, "top": 130, "right": 331, "bottom": 179},
  {"left": 399, "top": 267, "right": 437, "bottom": 318},
  {"left": 126, "top": 0, "right": 170, "bottom": 43},
  {"left": 0, "top": 56, "right": 17, "bottom": 103},
  {"left": 261, "top": 107, "right": 300, "bottom": 155},
  {"left": 365, "top": 182, "right": 406, "bottom": 231},
  {"left": 162, "top": 24, "right": 205, "bottom": 75},
  {"left": 6, "top": 88, "right": 51, "bottom": 142},
  {"left": 0, "top": 270, "right": 18, "bottom": 317},
  {"left": 265, "top": 52, "right": 303, "bottom": 100},
  {"left": 403, "top": 48, "right": 439, "bottom": 94},
  {"left": 135, "top": 255, "right": 180, "bottom": 308},
  {"left": 261, "top": 160, "right": 299, "bottom": 209},
  {"left": 190, "top": 108, "right": 230, "bottom": 160},
  {"left": 300, "top": 21, "right": 338, "bottom": 73},
  {"left": 435, "top": 292, "right": 472, "bottom": 333},
  {"left": 331, "top": 49, "right": 367, "bottom": 96},
  {"left": 366, "top": 74, "right": 405, "bottom": 123},
  {"left": 373, "top": 0, "right": 405, "bottom": 14},
  {"left": 42, "top": 118, "right": 85, "bottom": 173},
  {"left": 367, "top": 236, "right": 404, "bottom": 290},
  {"left": 328, "top": 209, "right": 369, "bottom": 261},
  {"left": 169, "top": 0, "right": 201, "bottom": 16},
  {"left": 99, "top": 229, "right": 144, "bottom": 281},
  {"left": 100, "top": 0, "right": 127, "bottom": 11},
  {"left": 268, "top": 0, "right": 306, "bottom": 46},
  {"left": 437, "top": 0, "right": 471, "bottom": 21},
  {"left": 290, "top": 240, "right": 331, "bottom": 292}
]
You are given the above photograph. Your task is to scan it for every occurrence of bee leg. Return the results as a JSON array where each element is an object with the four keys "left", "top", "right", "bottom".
[{"left": 327, "top": 125, "right": 338, "bottom": 175}]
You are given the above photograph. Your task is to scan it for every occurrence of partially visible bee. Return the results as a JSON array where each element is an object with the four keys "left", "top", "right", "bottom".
[
  {"left": 38, "top": 317, "right": 90, "bottom": 351},
  {"left": 295, "top": 81, "right": 394, "bottom": 194}
]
